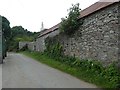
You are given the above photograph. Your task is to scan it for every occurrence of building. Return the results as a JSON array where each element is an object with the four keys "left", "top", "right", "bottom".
[
  {"left": 35, "top": 0, "right": 120, "bottom": 65},
  {"left": 35, "top": 24, "right": 60, "bottom": 52}
]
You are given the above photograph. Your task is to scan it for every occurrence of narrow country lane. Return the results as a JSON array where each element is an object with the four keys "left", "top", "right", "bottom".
[{"left": 2, "top": 53, "right": 97, "bottom": 88}]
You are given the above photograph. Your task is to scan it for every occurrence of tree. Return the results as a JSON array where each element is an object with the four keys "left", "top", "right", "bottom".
[
  {"left": 2, "top": 16, "right": 11, "bottom": 51},
  {"left": 2, "top": 16, "right": 11, "bottom": 40},
  {"left": 59, "top": 3, "right": 83, "bottom": 36},
  {"left": 8, "top": 26, "right": 38, "bottom": 51}
]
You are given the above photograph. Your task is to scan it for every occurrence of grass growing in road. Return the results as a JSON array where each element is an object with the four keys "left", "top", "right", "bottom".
[{"left": 21, "top": 51, "right": 120, "bottom": 89}]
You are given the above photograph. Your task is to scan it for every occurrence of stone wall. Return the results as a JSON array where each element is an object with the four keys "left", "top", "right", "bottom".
[
  {"left": 118, "top": 2, "right": 120, "bottom": 68},
  {"left": 28, "top": 2, "right": 120, "bottom": 66},
  {"left": 51, "top": 3, "right": 119, "bottom": 65},
  {"left": 28, "top": 42, "right": 35, "bottom": 51},
  {"left": 19, "top": 41, "right": 36, "bottom": 51},
  {"left": 19, "top": 41, "right": 29, "bottom": 50},
  {"left": 35, "top": 29, "right": 60, "bottom": 52}
]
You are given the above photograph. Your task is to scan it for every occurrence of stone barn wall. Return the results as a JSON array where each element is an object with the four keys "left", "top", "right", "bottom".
[
  {"left": 31, "top": 1, "right": 120, "bottom": 66},
  {"left": 19, "top": 41, "right": 36, "bottom": 51},
  {"left": 19, "top": 41, "right": 29, "bottom": 50},
  {"left": 50, "top": 2, "right": 119, "bottom": 65},
  {"left": 28, "top": 42, "right": 35, "bottom": 51},
  {"left": 35, "top": 29, "right": 60, "bottom": 52}
]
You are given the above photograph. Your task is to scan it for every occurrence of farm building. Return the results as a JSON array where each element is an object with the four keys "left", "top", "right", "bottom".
[
  {"left": 35, "top": 0, "right": 120, "bottom": 65},
  {"left": 19, "top": 0, "right": 120, "bottom": 66}
]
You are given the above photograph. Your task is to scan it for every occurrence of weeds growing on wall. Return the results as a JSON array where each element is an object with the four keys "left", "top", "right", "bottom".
[
  {"left": 43, "top": 36, "right": 120, "bottom": 88},
  {"left": 59, "top": 3, "right": 83, "bottom": 36},
  {"left": 44, "top": 36, "right": 63, "bottom": 58}
]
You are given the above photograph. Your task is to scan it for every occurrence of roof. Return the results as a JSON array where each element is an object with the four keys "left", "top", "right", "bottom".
[
  {"left": 80, "top": 1, "right": 116, "bottom": 18},
  {"left": 38, "top": 23, "right": 60, "bottom": 37},
  {"left": 39, "top": 29, "right": 48, "bottom": 36},
  {"left": 38, "top": 0, "right": 118, "bottom": 37}
]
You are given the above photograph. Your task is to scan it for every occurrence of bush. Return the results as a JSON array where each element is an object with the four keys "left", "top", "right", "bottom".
[
  {"left": 44, "top": 34, "right": 120, "bottom": 88},
  {"left": 59, "top": 3, "right": 83, "bottom": 36},
  {"left": 44, "top": 36, "right": 63, "bottom": 58},
  {"left": 23, "top": 51, "right": 120, "bottom": 88}
]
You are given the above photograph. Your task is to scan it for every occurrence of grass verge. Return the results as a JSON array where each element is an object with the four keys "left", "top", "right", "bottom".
[{"left": 21, "top": 51, "right": 120, "bottom": 89}]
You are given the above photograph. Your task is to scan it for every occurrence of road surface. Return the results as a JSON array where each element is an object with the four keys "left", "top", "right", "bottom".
[{"left": 2, "top": 53, "right": 97, "bottom": 88}]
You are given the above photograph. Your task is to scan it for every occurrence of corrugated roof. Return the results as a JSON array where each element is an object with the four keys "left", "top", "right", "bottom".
[{"left": 39, "top": 0, "right": 118, "bottom": 37}]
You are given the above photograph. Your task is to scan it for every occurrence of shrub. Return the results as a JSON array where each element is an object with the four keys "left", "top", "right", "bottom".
[
  {"left": 44, "top": 36, "right": 63, "bottom": 58},
  {"left": 59, "top": 3, "right": 83, "bottom": 36},
  {"left": 44, "top": 34, "right": 120, "bottom": 88}
]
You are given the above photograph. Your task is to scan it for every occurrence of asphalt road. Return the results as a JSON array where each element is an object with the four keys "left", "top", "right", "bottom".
[{"left": 2, "top": 53, "right": 97, "bottom": 88}]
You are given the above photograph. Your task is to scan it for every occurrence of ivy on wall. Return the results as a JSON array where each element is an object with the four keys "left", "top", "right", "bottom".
[{"left": 44, "top": 36, "right": 63, "bottom": 58}]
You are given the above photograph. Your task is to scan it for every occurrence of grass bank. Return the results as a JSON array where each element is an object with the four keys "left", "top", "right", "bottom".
[{"left": 21, "top": 51, "right": 120, "bottom": 89}]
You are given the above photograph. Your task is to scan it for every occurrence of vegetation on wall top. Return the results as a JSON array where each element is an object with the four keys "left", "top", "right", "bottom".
[{"left": 59, "top": 3, "right": 83, "bottom": 36}]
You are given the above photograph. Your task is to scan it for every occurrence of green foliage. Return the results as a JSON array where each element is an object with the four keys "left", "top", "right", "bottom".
[
  {"left": 8, "top": 26, "right": 38, "bottom": 51},
  {"left": 2, "top": 34, "right": 7, "bottom": 59},
  {"left": 2, "top": 16, "right": 11, "bottom": 51},
  {"left": 59, "top": 3, "right": 83, "bottom": 36},
  {"left": 14, "top": 36, "right": 34, "bottom": 42},
  {"left": 45, "top": 36, "right": 63, "bottom": 58},
  {"left": 44, "top": 36, "right": 120, "bottom": 88},
  {"left": 2, "top": 16, "right": 11, "bottom": 40},
  {"left": 100, "top": 63, "right": 120, "bottom": 88},
  {"left": 22, "top": 51, "right": 120, "bottom": 88},
  {"left": 11, "top": 26, "right": 35, "bottom": 38},
  {"left": 1, "top": 16, "right": 39, "bottom": 51},
  {"left": 72, "top": 59, "right": 120, "bottom": 88},
  {"left": 8, "top": 41, "right": 19, "bottom": 52}
]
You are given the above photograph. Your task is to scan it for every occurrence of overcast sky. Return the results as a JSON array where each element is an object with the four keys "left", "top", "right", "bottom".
[{"left": 0, "top": 0, "right": 100, "bottom": 32}]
